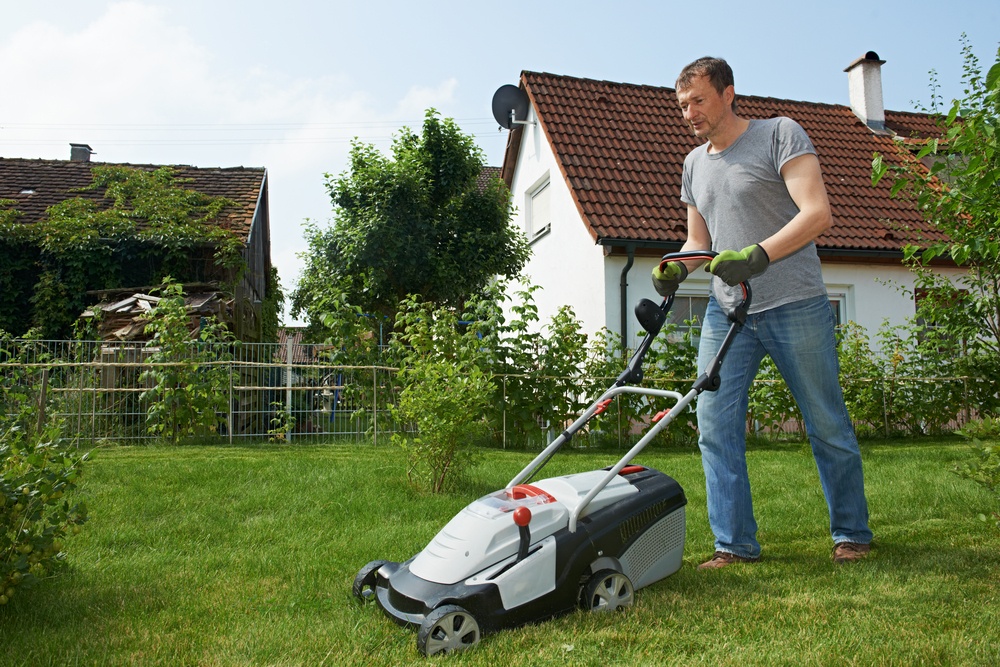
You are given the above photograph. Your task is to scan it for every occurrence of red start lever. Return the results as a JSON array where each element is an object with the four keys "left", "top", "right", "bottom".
[{"left": 514, "top": 507, "right": 532, "bottom": 562}]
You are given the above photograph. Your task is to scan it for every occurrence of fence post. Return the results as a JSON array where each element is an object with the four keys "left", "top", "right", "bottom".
[
  {"left": 286, "top": 338, "right": 293, "bottom": 442},
  {"left": 37, "top": 368, "right": 49, "bottom": 432},
  {"left": 883, "top": 378, "right": 890, "bottom": 438},
  {"left": 502, "top": 375, "right": 507, "bottom": 450},
  {"left": 373, "top": 367, "right": 378, "bottom": 446},
  {"left": 228, "top": 360, "right": 234, "bottom": 445}
]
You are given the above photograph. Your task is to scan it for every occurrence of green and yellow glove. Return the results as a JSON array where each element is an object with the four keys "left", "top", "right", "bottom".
[
  {"left": 651, "top": 261, "right": 689, "bottom": 297},
  {"left": 708, "top": 244, "right": 770, "bottom": 286}
]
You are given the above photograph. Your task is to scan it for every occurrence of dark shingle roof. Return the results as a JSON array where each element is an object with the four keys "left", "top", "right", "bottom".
[
  {"left": 477, "top": 165, "right": 502, "bottom": 192},
  {"left": 0, "top": 157, "right": 265, "bottom": 241},
  {"left": 505, "top": 71, "right": 949, "bottom": 253}
]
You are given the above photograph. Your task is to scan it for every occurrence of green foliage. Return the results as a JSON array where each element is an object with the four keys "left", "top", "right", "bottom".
[
  {"left": 0, "top": 332, "right": 89, "bottom": 609},
  {"left": 953, "top": 418, "right": 1000, "bottom": 528},
  {"left": 267, "top": 401, "right": 296, "bottom": 443},
  {"left": 389, "top": 295, "right": 493, "bottom": 492},
  {"left": 872, "top": 38, "right": 1000, "bottom": 358},
  {"left": 292, "top": 109, "right": 530, "bottom": 330},
  {"left": 260, "top": 267, "right": 286, "bottom": 344},
  {"left": 874, "top": 319, "right": 968, "bottom": 435},
  {"left": 748, "top": 356, "right": 802, "bottom": 439},
  {"left": 837, "top": 321, "right": 889, "bottom": 437},
  {"left": 0, "top": 167, "right": 246, "bottom": 339},
  {"left": 138, "top": 279, "right": 234, "bottom": 444}
]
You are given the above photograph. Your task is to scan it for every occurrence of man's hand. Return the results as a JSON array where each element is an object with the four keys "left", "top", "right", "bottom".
[
  {"left": 708, "top": 245, "right": 770, "bottom": 286},
  {"left": 651, "top": 261, "right": 689, "bottom": 297}
]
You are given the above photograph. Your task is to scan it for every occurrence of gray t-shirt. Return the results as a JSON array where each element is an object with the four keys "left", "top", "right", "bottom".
[{"left": 680, "top": 117, "right": 828, "bottom": 314}]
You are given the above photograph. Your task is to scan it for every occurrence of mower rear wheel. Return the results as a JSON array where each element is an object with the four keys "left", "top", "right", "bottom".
[
  {"left": 417, "top": 604, "right": 481, "bottom": 656},
  {"left": 352, "top": 560, "right": 387, "bottom": 603},
  {"left": 581, "top": 569, "right": 634, "bottom": 612}
]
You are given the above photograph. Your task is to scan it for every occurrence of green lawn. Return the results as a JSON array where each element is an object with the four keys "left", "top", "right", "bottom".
[{"left": 2, "top": 439, "right": 998, "bottom": 666}]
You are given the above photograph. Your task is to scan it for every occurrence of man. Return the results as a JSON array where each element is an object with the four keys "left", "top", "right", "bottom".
[{"left": 652, "top": 57, "right": 873, "bottom": 569}]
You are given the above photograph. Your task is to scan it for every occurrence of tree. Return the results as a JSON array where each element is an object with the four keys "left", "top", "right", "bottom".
[
  {"left": 291, "top": 110, "right": 529, "bottom": 336},
  {"left": 872, "top": 39, "right": 1000, "bottom": 379}
]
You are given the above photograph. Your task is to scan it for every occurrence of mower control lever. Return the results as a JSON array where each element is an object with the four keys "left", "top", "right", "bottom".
[{"left": 513, "top": 507, "right": 532, "bottom": 562}]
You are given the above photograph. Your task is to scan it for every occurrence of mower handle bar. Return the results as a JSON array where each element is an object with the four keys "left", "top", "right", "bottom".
[{"left": 659, "top": 250, "right": 752, "bottom": 315}]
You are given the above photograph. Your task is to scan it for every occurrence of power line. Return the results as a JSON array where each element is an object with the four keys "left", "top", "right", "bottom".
[{"left": 0, "top": 118, "right": 501, "bottom": 131}]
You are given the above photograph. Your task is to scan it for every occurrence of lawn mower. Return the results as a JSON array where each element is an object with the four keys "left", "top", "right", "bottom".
[{"left": 352, "top": 251, "right": 750, "bottom": 656}]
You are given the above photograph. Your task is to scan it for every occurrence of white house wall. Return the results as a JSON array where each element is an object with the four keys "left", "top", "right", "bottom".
[{"left": 506, "top": 108, "right": 607, "bottom": 335}]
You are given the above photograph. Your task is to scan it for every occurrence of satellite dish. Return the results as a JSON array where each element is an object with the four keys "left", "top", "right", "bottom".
[{"left": 492, "top": 84, "right": 532, "bottom": 130}]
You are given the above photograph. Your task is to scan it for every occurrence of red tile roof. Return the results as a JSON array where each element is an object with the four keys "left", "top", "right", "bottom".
[
  {"left": 0, "top": 157, "right": 265, "bottom": 242},
  {"left": 503, "top": 71, "right": 949, "bottom": 254}
]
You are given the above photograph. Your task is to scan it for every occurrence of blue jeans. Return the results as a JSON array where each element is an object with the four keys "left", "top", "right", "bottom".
[{"left": 696, "top": 295, "right": 872, "bottom": 558}]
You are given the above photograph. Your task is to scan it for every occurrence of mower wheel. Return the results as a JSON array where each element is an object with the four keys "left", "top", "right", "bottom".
[
  {"left": 581, "top": 569, "right": 634, "bottom": 612},
  {"left": 417, "top": 604, "right": 481, "bottom": 656},
  {"left": 352, "top": 560, "right": 388, "bottom": 603}
]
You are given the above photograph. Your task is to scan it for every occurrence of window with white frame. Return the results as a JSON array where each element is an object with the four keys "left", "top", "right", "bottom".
[
  {"left": 828, "top": 293, "right": 846, "bottom": 329},
  {"left": 666, "top": 294, "right": 709, "bottom": 345},
  {"left": 526, "top": 177, "right": 551, "bottom": 241}
]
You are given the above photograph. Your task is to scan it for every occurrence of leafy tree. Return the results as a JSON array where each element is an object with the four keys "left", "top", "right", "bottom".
[
  {"left": 872, "top": 39, "right": 1000, "bottom": 374},
  {"left": 291, "top": 109, "right": 530, "bottom": 335}
]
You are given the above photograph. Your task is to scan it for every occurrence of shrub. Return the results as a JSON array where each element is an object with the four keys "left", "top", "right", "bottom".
[
  {"left": 953, "top": 417, "right": 1000, "bottom": 529},
  {"left": 390, "top": 296, "right": 493, "bottom": 493},
  {"left": 139, "top": 279, "right": 233, "bottom": 444},
  {"left": 0, "top": 333, "right": 89, "bottom": 609}
]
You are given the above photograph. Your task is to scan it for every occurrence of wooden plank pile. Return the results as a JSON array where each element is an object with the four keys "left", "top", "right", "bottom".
[{"left": 81, "top": 285, "right": 233, "bottom": 341}]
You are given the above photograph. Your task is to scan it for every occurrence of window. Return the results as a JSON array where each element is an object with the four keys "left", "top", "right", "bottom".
[
  {"left": 666, "top": 295, "right": 709, "bottom": 345},
  {"left": 828, "top": 294, "right": 846, "bottom": 329},
  {"left": 526, "top": 177, "right": 551, "bottom": 241}
]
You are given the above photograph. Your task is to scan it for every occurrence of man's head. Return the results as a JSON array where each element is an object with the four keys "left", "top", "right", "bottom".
[{"left": 676, "top": 57, "right": 737, "bottom": 113}]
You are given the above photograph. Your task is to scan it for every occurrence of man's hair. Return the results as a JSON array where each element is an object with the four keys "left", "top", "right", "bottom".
[{"left": 676, "top": 57, "right": 738, "bottom": 112}]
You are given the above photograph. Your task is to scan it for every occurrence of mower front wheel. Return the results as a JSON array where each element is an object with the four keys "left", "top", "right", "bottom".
[
  {"left": 581, "top": 569, "right": 634, "bottom": 612},
  {"left": 352, "top": 560, "right": 388, "bottom": 603},
  {"left": 417, "top": 604, "right": 482, "bottom": 656}
]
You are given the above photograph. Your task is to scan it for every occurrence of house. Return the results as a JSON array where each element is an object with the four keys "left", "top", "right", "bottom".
[
  {"left": 0, "top": 145, "right": 272, "bottom": 341},
  {"left": 497, "top": 53, "right": 961, "bottom": 350}
]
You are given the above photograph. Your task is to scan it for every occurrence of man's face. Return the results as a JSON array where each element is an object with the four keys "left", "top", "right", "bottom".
[{"left": 676, "top": 75, "right": 732, "bottom": 140}]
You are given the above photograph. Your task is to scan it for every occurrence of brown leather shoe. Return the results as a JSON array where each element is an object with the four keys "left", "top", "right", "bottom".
[
  {"left": 697, "top": 550, "right": 760, "bottom": 570},
  {"left": 832, "top": 541, "right": 871, "bottom": 563}
]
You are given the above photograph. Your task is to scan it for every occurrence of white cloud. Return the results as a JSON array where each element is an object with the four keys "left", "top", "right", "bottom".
[{"left": 394, "top": 78, "right": 459, "bottom": 117}]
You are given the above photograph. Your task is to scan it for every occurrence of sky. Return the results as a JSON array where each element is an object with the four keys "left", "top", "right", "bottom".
[{"left": 2, "top": 0, "right": 998, "bottom": 325}]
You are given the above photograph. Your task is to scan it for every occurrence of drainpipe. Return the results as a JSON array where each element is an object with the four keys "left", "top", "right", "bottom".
[{"left": 619, "top": 244, "right": 635, "bottom": 357}]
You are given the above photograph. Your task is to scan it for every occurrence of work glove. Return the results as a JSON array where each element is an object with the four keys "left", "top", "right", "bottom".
[
  {"left": 708, "top": 244, "right": 770, "bottom": 286},
  {"left": 651, "top": 261, "right": 689, "bottom": 297}
]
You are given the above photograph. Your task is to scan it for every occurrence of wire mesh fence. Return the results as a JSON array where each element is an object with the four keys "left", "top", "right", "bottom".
[
  {"left": 1, "top": 338, "right": 993, "bottom": 447},
  {"left": 1, "top": 339, "right": 399, "bottom": 445}
]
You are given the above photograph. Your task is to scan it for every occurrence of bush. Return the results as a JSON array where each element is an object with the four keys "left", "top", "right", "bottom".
[
  {"left": 390, "top": 296, "right": 493, "bottom": 493},
  {"left": 953, "top": 417, "right": 1000, "bottom": 528},
  {"left": 1, "top": 333, "right": 89, "bottom": 609},
  {"left": 139, "top": 279, "right": 234, "bottom": 444}
]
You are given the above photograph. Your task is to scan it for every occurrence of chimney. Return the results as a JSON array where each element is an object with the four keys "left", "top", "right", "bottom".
[
  {"left": 70, "top": 143, "right": 94, "bottom": 162},
  {"left": 844, "top": 51, "right": 887, "bottom": 132}
]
